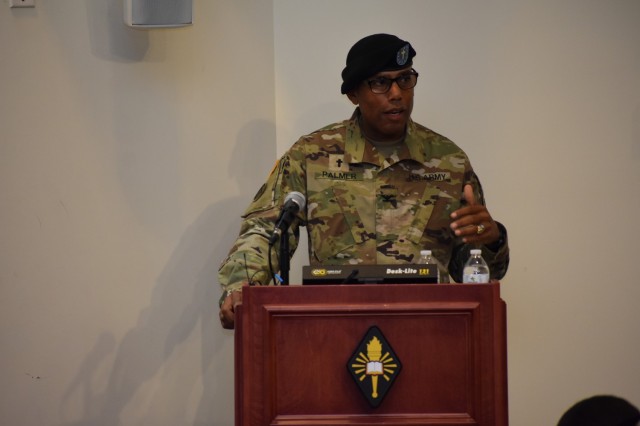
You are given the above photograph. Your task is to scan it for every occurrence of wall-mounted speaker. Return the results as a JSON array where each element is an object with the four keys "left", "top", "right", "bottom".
[{"left": 124, "top": 0, "right": 193, "bottom": 29}]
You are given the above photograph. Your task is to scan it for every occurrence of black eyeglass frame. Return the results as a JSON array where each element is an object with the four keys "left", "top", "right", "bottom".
[{"left": 366, "top": 69, "right": 419, "bottom": 94}]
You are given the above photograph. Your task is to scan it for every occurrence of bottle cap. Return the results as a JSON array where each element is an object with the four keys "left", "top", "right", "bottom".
[
  {"left": 420, "top": 250, "right": 432, "bottom": 256},
  {"left": 470, "top": 249, "right": 482, "bottom": 255}
]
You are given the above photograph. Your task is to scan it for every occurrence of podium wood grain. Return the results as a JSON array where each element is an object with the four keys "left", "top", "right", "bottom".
[{"left": 235, "top": 283, "right": 508, "bottom": 426}]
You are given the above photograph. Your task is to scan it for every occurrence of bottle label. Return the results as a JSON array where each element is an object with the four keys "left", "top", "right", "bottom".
[{"left": 462, "top": 273, "right": 490, "bottom": 284}]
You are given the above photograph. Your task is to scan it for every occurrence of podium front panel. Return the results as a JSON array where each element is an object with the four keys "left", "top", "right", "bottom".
[{"left": 235, "top": 283, "right": 507, "bottom": 426}]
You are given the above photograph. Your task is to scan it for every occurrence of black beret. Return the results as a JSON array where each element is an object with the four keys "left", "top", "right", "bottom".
[{"left": 341, "top": 34, "right": 416, "bottom": 94}]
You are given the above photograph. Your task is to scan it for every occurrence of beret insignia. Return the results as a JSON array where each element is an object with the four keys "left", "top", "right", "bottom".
[{"left": 396, "top": 44, "right": 410, "bottom": 66}]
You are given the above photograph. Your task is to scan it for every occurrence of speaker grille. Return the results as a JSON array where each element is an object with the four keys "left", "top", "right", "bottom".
[{"left": 128, "top": 0, "right": 192, "bottom": 27}]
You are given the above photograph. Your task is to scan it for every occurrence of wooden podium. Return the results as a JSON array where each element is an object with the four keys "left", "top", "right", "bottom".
[{"left": 235, "top": 283, "right": 508, "bottom": 425}]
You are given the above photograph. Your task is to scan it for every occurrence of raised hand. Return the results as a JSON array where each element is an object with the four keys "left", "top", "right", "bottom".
[{"left": 449, "top": 184, "right": 500, "bottom": 245}]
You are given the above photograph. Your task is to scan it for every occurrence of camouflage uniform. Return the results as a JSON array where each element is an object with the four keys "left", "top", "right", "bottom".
[{"left": 218, "top": 109, "right": 509, "bottom": 297}]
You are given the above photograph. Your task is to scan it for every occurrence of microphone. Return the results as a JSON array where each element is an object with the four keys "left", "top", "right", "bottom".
[{"left": 268, "top": 191, "right": 306, "bottom": 246}]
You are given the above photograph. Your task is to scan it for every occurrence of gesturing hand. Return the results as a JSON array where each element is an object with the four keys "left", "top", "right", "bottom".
[{"left": 449, "top": 184, "right": 500, "bottom": 245}]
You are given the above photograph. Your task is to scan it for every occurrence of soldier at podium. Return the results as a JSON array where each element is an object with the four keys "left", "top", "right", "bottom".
[{"left": 218, "top": 33, "right": 510, "bottom": 329}]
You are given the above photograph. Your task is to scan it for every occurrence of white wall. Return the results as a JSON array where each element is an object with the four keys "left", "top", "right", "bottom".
[
  {"left": 275, "top": 0, "right": 640, "bottom": 424},
  {"left": 1, "top": 0, "right": 639, "bottom": 425},
  {"left": 0, "top": 1, "right": 274, "bottom": 425}
]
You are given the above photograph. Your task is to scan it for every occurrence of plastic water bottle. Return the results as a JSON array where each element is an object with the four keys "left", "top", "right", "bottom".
[
  {"left": 462, "top": 249, "right": 490, "bottom": 283},
  {"left": 418, "top": 250, "right": 449, "bottom": 283}
]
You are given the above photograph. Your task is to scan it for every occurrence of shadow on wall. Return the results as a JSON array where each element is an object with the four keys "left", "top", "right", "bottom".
[
  {"left": 46, "top": 0, "right": 182, "bottom": 242},
  {"left": 634, "top": 104, "right": 640, "bottom": 160},
  {"left": 57, "top": 118, "right": 276, "bottom": 426},
  {"left": 86, "top": 0, "right": 150, "bottom": 62},
  {"left": 88, "top": 0, "right": 181, "bottom": 240},
  {"left": 42, "top": 2, "right": 277, "bottom": 423}
]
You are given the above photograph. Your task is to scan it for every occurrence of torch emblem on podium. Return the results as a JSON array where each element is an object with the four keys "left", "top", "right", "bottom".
[{"left": 347, "top": 326, "right": 402, "bottom": 408}]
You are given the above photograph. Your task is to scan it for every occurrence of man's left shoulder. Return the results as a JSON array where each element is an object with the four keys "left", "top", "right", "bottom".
[
  {"left": 411, "top": 121, "right": 453, "bottom": 143},
  {"left": 409, "top": 120, "right": 467, "bottom": 156}
]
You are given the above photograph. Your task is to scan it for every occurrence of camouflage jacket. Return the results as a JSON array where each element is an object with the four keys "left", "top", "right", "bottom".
[{"left": 218, "top": 109, "right": 509, "bottom": 295}]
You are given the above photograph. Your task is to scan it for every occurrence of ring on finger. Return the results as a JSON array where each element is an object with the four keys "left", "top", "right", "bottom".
[{"left": 477, "top": 224, "right": 486, "bottom": 235}]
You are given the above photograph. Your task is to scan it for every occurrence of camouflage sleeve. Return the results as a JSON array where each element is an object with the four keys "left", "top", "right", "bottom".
[
  {"left": 447, "top": 170, "right": 510, "bottom": 283},
  {"left": 217, "top": 143, "right": 307, "bottom": 301}
]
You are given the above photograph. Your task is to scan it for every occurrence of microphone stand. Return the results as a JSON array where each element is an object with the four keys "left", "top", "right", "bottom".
[{"left": 278, "top": 230, "right": 290, "bottom": 285}]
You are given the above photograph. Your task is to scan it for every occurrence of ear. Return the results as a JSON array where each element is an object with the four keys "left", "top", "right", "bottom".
[{"left": 346, "top": 91, "right": 358, "bottom": 105}]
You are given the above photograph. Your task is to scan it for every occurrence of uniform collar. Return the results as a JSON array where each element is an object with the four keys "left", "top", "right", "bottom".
[{"left": 344, "top": 108, "right": 427, "bottom": 166}]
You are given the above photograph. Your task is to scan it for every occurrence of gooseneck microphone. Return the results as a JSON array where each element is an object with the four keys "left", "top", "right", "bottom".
[{"left": 268, "top": 191, "right": 306, "bottom": 246}]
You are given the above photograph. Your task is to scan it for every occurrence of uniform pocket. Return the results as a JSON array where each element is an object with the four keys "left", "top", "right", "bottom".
[
  {"left": 405, "top": 189, "right": 456, "bottom": 245},
  {"left": 307, "top": 185, "right": 367, "bottom": 263}
]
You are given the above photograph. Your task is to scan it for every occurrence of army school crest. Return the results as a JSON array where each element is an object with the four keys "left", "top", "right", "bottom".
[{"left": 347, "top": 326, "right": 402, "bottom": 408}]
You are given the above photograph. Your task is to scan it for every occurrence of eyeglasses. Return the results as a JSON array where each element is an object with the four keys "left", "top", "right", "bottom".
[{"left": 366, "top": 70, "right": 419, "bottom": 94}]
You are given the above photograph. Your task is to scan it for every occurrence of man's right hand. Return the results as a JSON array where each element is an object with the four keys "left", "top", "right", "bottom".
[{"left": 219, "top": 289, "right": 243, "bottom": 330}]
